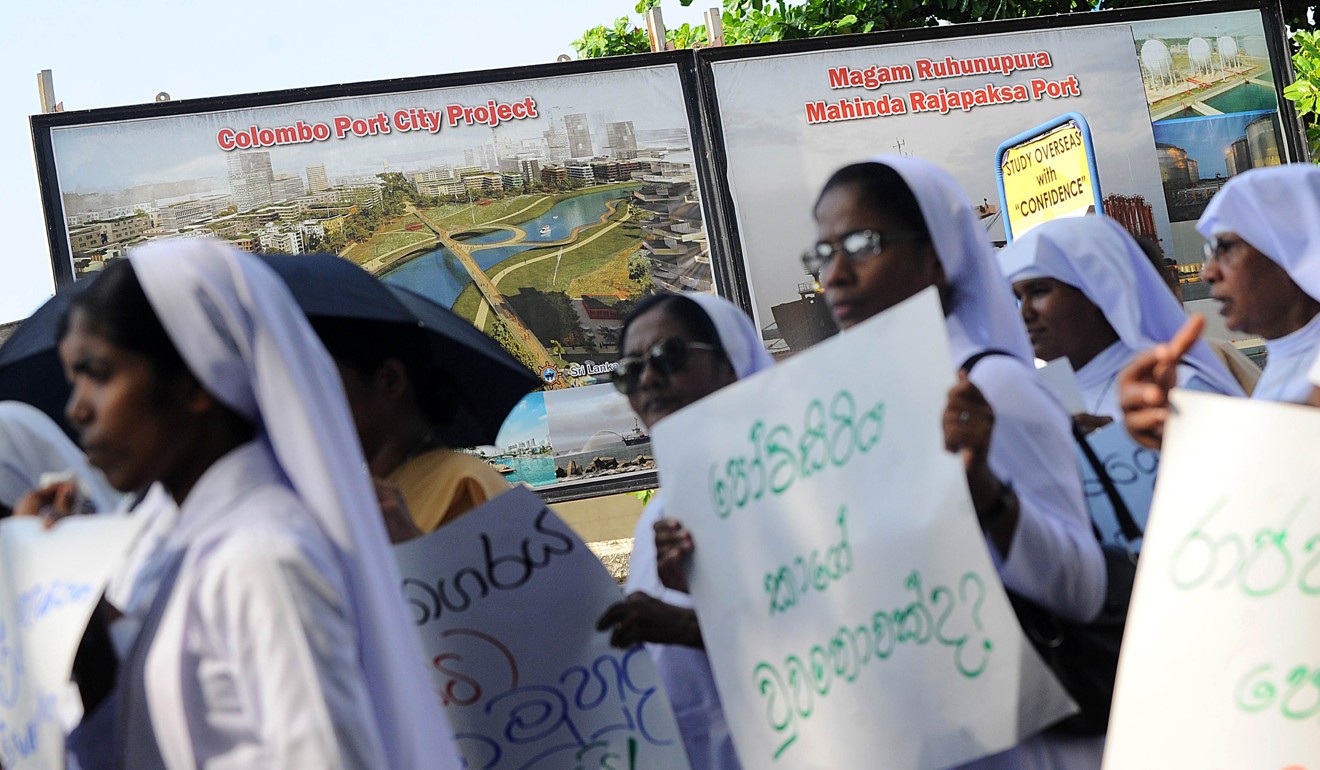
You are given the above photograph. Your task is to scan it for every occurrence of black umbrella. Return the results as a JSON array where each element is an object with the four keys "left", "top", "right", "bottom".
[
  {"left": 0, "top": 253, "right": 539, "bottom": 448},
  {"left": 0, "top": 278, "right": 93, "bottom": 436},
  {"left": 382, "top": 282, "right": 541, "bottom": 447},
  {"left": 256, "top": 253, "right": 540, "bottom": 447}
]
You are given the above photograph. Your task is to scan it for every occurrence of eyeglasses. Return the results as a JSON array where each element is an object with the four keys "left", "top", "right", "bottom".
[
  {"left": 802, "top": 229, "right": 927, "bottom": 277},
  {"left": 1202, "top": 236, "right": 1244, "bottom": 265},
  {"left": 612, "top": 337, "right": 723, "bottom": 395}
]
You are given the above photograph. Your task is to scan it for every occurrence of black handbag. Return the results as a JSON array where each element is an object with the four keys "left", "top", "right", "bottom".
[
  {"left": 1006, "top": 424, "right": 1139, "bottom": 735},
  {"left": 960, "top": 350, "right": 1138, "bottom": 736}
]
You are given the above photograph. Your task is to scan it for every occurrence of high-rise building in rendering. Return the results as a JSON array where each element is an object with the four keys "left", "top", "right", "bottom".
[
  {"left": 306, "top": 164, "right": 329, "bottom": 194},
  {"left": 543, "top": 122, "right": 570, "bottom": 163},
  {"left": 565, "top": 113, "right": 593, "bottom": 158},
  {"left": 605, "top": 121, "right": 637, "bottom": 155},
  {"left": 227, "top": 151, "right": 274, "bottom": 212}
]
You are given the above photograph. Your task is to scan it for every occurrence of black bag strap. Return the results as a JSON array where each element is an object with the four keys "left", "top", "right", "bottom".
[
  {"left": 958, "top": 348, "right": 1014, "bottom": 373},
  {"left": 1072, "top": 422, "right": 1144, "bottom": 542},
  {"left": 960, "top": 348, "right": 1143, "bottom": 543}
]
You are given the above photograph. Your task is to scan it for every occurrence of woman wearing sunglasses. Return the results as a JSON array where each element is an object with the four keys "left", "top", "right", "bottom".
[
  {"left": 597, "top": 291, "right": 772, "bottom": 770},
  {"left": 808, "top": 157, "right": 1105, "bottom": 769},
  {"left": 59, "top": 241, "right": 460, "bottom": 769}
]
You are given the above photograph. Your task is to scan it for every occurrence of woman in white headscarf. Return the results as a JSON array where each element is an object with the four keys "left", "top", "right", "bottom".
[
  {"left": 1199, "top": 164, "right": 1320, "bottom": 402},
  {"left": 0, "top": 400, "right": 119, "bottom": 517},
  {"left": 809, "top": 156, "right": 1105, "bottom": 769},
  {"left": 597, "top": 291, "right": 773, "bottom": 770},
  {"left": 59, "top": 241, "right": 460, "bottom": 770},
  {"left": 997, "top": 214, "right": 1244, "bottom": 423},
  {"left": 1122, "top": 164, "right": 1320, "bottom": 446}
]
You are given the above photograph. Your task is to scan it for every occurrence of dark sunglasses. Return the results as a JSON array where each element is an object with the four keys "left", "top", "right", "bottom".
[
  {"left": 612, "top": 337, "right": 723, "bottom": 395},
  {"left": 801, "top": 229, "right": 928, "bottom": 277}
]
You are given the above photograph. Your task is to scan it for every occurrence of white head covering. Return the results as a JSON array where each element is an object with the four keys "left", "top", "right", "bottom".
[
  {"left": 128, "top": 240, "right": 458, "bottom": 770},
  {"left": 867, "top": 155, "right": 1034, "bottom": 364},
  {"left": 626, "top": 292, "right": 773, "bottom": 599},
  {"left": 686, "top": 293, "right": 776, "bottom": 379},
  {"left": 0, "top": 400, "right": 120, "bottom": 511},
  {"left": 1198, "top": 163, "right": 1320, "bottom": 301},
  {"left": 998, "top": 215, "right": 1243, "bottom": 397}
]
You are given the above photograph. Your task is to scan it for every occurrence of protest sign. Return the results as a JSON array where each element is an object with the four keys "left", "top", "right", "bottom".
[
  {"left": 392, "top": 486, "right": 690, "bottom": 770},
  {"left": 1077, "top": 422, "right": 1158, "bottom": 551},
  {"left": 1104, "top": 390, "right": 1320, "bottom": 769},
  {"left": 0, "top": 514, "right": 145, "bottom": 770},
  {"left": 652, "top": 288, "right": 1073, "bottom": 769},
  {"left": 1035, "top": 357, "right": 1087, "bottom": 415}
]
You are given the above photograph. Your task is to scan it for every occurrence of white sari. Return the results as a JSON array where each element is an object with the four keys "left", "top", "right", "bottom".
[
  {"left": 625, "top": 292, "right": 774, "bottom": 770},
  {"left": 871, "top": 156, "right": 1106, "bottom": 770},
  {"left": 115, "top": 241, "right": 460, "bottom": 769}
]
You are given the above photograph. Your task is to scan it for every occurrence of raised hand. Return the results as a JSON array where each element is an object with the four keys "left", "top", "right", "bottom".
[{"left": 1119, "top": 314, "right": 1204, "bottom": 450}]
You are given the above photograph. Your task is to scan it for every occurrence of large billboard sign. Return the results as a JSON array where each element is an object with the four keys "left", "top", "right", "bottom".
[
  {"left": 31, "top": 56, "right": 716, "bottom": 500},
  {"left": 700, "top": 3, "right": 1301, "bottom": 355}
]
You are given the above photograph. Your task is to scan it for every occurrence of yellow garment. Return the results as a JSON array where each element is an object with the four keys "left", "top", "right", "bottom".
[{"left": 389, "top": 448, "right": 511, "bottom": 532}]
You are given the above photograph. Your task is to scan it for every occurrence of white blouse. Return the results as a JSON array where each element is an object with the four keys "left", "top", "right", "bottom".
[
  {"left": 1254, "top": 312, "right": 1320, "bottom": 403},
  {"left": 128, "top": 441, "right": 387, "bottom": 769}
]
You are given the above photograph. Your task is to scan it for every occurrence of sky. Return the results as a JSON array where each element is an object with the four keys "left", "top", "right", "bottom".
[{"left": 0, "top": 0, "right": 713, "bottom": 324}]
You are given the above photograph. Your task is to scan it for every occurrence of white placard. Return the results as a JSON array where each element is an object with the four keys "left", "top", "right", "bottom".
[
  {"left": 653, "top": 289, "right": 1073, "bottom": 769},
  {"left": 0, "top": 514, "right": 145, "bottom": 770},
  {"left": 1035, "top": 357, "right": 1087, "bottom": 416},
  {"left": 393, "top": 486, "right": 690, "bottom": 770},
  {"left": 1104, "top": 390, "right": 1320, "bottom": 769},
  {"left": 1078, "top": 422, "right": 1158, "bottom": 551}
]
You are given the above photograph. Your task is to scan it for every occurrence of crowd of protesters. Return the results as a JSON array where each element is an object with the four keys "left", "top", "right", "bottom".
[{"left": 0, "top": 158, "right": 1315, "bottom": 769}]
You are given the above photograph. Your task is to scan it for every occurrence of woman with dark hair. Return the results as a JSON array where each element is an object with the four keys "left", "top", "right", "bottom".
[
  {"left": 807, "top": 157, "right": 1105, "bottom": 768},
  {"left": 597, "top": 291, "right": 772, "bottom": 770},
  {"left": 59, "top": 242, "right": 460, "bottom": 769},
  {"left": 997, "top": 215, "right": 1244, "bottom": 425},
  {"left": 310, "top": 316, "right": 508, "bottom": 539}
]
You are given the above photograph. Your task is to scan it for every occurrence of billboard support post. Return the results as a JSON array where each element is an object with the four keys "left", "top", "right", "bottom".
[
  {"left": 646, "top": 7, "right": 668, "bottom": 52},
  {"left": 36, "top": 69, "right": 60, "bottom": 114}
]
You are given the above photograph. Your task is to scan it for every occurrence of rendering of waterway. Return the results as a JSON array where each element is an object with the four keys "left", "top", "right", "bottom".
[
  {"left": 382, "top": 187, "right": 630, "bottom": 308},
  {"left": 496, "top": 455, "right": 557, "bottom": 487}
]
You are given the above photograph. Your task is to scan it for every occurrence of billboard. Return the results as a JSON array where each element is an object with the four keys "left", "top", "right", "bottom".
[
  {"left": 31, "top": 56, "right": 716, "bottom": 500},
  {"left": 699, "top": 2, "right": 1301, "bottom": 354}
]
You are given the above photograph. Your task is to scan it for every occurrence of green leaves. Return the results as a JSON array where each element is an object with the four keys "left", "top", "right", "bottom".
[
  {"left": 572, "top": 16, "right": 650, "bottom": 59},
  {"left": 1282, "top": 29, "right": 1320, "bottom": 162}
]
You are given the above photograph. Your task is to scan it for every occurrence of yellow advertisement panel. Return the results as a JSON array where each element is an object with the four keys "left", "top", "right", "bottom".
[{"left": 1000, "top": 120, "right": 1097, "bottom": 237}]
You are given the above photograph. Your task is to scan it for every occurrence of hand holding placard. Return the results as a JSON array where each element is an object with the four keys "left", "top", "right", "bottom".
[
  {"left": 653, "top": 289, "right": 1073, "bottom": 769},
  {"left": 0, "top": 514, "right": 145, "bottom": 770},
  {"left": 393, "top": 487, "right": 691, "bottom": 770}
]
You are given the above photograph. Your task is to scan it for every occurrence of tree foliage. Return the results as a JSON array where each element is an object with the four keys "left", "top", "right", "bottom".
[
  {"left": 1283, "top": 29, "right": 1320, "bottom": 161},
  {"left": 573, "top": 0, "right": 1096, "bottom": 57}
]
